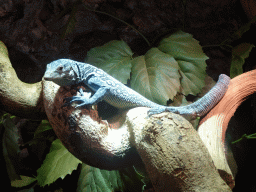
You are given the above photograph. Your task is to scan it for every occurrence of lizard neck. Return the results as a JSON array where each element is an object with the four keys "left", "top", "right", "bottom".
[{"left": 72, "top": 62, "right": 95, "bottom": 83}]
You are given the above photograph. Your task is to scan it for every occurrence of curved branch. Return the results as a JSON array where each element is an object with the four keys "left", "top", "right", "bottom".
[
  {"left": 0, "top": 41, "right": 46, "bottom": 119},
  {"left": 42, "top": 79, "right": 141, "bottom": 169},
  {"left": 130, "top": 112, "right": 231, "bottom": 191},
  {"left": 198, "top": 70, "right": 256, "bottom": 189},
  {"left": 42, "top": 78, "right": 232, "bottom": 190},
  {"left": 200, "top": 69, "right": 256, "bottom": 138}
]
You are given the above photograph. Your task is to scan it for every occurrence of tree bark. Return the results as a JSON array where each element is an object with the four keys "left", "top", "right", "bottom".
[
  {"left": 0, "top": 41, "right": 46, "bottom": 119},
  {"left": 128, "top": 111, "right": 231, "bottom": 191},
  {"left": 42, "top": 73, "right": 233, "bottom": 190}
]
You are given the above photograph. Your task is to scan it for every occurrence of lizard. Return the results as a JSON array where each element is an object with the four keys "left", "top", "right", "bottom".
[{"left": 43, "top": 59, "right": 230, "bottom": 119}]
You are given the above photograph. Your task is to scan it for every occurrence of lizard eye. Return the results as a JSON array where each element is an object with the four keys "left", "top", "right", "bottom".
[{"left": 57, "top": 65, "right": 63, "bottom": 71}]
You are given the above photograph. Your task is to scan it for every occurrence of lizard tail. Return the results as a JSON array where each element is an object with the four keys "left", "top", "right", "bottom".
[{"left": 148, "top": 74, "right": 231, "bottom": 119}]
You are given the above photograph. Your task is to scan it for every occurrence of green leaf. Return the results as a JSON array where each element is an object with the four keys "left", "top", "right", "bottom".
[
  {"left": 158, "top": 30, "right": 208, "bottom": 96},
  {"left": 230, "top": 43, "right": 255, "bottom": 78},
  {"left": 2, "top": 115, "right": 21, "bottom": 181},
  {"left": 131, "top": 48, "right": 180, "bottom": 105},
  {"left": 86, "top": 31, "right": 207, "bottom": 106},
  {"left": 177, "top": 60, "right": 206, "bottom": 96},
  {"left": 37, "top": 139, "right": 81, "bottom": 186},
  {"left": 77, "top": 164, "right": 125, "bottom": 192},
  {"left": 11, "top": 175, "right": 36, "bottom": 188},
  {"left": 131, "top": 31, "right": 208, "bottom": 105},
  {"left": 34, "top": 120, "right": 53, "bottom": 138},
  {"left": 29, "top": 120, "right": 55, "bottom": 162},
  {"left": 119, "top": 167, "right": 146, "bottom": 192},
  {"left": 86, "top": 40, "right": 133, "bottom": 83}
]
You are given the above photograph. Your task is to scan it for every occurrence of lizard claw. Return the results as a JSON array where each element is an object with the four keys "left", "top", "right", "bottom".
[
  {"left": 63, "top": 89, "right": 91, "bottom": 103},
  {"left": 63, "top": 97, "right": 75, "bottom": 103},
  {"left": 78, "top": 88, "right": 85, "bottom": 96},
  {"left": 63, "top": 96, "right": 78, "bottom": 104},
  {"left": 75, "top": 103, "right": 90, "bottom": 108},
  {"left": 62, "top": 94, "right": 95, "bottom": 108},
  {"left": 62, "top": 96, "right": 80, "bottom": 108}
]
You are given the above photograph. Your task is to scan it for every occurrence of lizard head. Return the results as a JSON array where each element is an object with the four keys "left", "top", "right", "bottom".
[{"left": 44, "top": 59, "right": 80, "bottom": 86}]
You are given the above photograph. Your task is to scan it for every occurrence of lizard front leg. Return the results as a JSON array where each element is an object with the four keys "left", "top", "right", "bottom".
[
  {"left": 63, "top": 87, "right": 110, "bottom": 108},
  {"left": 63, "top": 75, "right": 111, "bottom": 108}
]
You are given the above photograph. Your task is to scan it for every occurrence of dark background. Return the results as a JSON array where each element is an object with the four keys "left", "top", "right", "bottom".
[{"left": 0, "top": 0, "right": 256, "bottom": 191}]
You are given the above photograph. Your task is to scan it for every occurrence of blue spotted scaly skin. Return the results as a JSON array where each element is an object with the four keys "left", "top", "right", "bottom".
[{"left": 44, "top": 59, "right": 230, "bottom": 118}]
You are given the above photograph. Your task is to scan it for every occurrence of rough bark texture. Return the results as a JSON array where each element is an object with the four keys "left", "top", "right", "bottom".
[
  {"left": 128, "top": 112, "right": 231, "bottom": 192},
  {"left": 42, "top": 79, "right": 142, "bottom": 170}
]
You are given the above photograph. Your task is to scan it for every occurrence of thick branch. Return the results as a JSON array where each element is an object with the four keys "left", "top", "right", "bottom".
[
  {"left": 0, "top": 42, "right": 46, "bottom": 119},
  {"left": 43, "top": 78, "right": 232, "bottom": 190},
  {"left": 129, "top": 112, "right": 231, "bottom": 191},
  {"left": 42, "top": 79, "right": 141, "bottom": 169}
]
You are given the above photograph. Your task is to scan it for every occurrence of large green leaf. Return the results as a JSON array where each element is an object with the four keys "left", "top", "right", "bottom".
[
  {"left": 177, "top": 60, "right": 206, "bottom": 95},
  {"left": 37, "top": 139, "right": 81, "bottom": 186},
  {"left": 86, "top": 40, "right": 133, "bottom": 83},
  {"left": 77, "top": 164, "right": 125, "bottom": 192},
  {"left": 158, "top": 30, "right": 208, "bottom": 96},
  {"left": 130, "top": 31, "right": 208, "bottom": 105},
  {"left": 85, "top": 31, "right": 208, "bottom": 106},
  {"left": 131, "top": 48, "right": 180, "bottom": 105}
]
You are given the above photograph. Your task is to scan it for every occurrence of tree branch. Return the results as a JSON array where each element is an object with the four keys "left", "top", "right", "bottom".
[
  {"left": 42, "top": 78, "right": 232, "bottom": 190},
  {"left": 0, "top": 41, "right": 46, "bottom": 119},
  {"left": 198, "top": 69, "right": 256, "bottom": 189}
]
